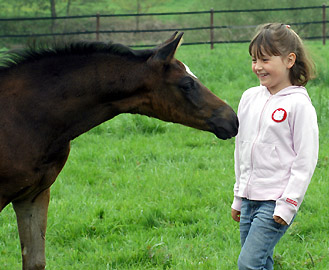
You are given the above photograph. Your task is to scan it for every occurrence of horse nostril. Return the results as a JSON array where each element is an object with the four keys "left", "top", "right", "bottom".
[{"left": 206, "top": 109, "right": 239, "bottom": 139}]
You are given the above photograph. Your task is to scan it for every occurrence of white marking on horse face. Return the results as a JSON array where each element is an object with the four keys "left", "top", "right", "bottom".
[{"left": 183, "top": 63, "right": 197, "bottom": 79}]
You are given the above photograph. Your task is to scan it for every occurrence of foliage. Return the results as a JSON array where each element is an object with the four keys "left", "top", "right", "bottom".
[
  {"left": 0, "top": 0, "right": 328, "bottom": 48},
  {"left": 0, "top": 41, "right": 328, "bottom": 269},
  {"left": 1, "top": 0, "right": 328, "bottom": 16}
]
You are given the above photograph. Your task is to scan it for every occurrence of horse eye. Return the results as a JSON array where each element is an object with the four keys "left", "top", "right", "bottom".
[{"left": 179, "top": 77, "right": 195, "bottom": 92}]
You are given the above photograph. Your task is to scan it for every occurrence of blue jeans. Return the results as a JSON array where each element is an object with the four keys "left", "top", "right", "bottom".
[{"left": 238, "top": 199, "right": 292, "bottom": 270}]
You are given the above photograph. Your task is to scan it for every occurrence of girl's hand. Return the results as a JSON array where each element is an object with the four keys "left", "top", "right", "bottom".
[
  {"left": 273, "top": 215, "right": 288, "bottom": 226},
  {"left": 231, "top": 208, "right": 241, "bottom": 222}
]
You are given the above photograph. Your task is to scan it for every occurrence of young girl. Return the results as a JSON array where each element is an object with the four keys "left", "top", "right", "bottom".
[{"left": 231, "top": 23, "right": 319, "bottom": 270}]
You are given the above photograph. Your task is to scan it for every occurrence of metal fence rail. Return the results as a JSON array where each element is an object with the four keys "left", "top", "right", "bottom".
[{"left": 0, "top": 5, "right": 328, "bottom": 48}]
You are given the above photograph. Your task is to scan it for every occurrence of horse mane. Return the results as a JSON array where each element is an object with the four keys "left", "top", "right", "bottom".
[{"left": 0, "top": 41, "right": 155, "bottom": 70}]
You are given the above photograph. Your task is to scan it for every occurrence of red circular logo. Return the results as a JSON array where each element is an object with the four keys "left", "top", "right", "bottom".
[{"left": 272, "top": 108, "right": 287, "bottom": 123}]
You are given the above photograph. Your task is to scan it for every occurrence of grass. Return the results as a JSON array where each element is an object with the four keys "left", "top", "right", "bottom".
[
  {"left": 0, "top": 42, "right": 328, "bottom": 269},
  {"left": 1, "top": 0, "right": 328, "bottom": 49}
]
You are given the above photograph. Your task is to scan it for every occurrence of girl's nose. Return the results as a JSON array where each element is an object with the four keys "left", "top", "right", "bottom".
[{"left": 255, "top": 63, "right": 263, "bottom": 71}]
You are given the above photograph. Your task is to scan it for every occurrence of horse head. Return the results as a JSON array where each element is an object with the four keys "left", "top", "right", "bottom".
[{"left": 143, "top": 32, "right": 238, "bottom": 140}]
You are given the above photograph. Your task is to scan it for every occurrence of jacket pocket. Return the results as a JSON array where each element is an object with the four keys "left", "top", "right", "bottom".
[{"left": 252, "top": 142, "right": 284, "bottom": 186}]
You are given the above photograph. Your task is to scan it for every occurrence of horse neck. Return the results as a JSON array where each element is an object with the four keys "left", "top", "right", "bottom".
[{"left": 31, "top": 53, "right": 149, "bottom": 140}]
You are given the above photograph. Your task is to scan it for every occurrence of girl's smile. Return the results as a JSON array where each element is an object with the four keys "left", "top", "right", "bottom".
[
  {"left": 251, "top": 53, "right": 296, "bottom": 95},
  {"left": 257, "top": 72, "right": 269, "bottom": 78}
]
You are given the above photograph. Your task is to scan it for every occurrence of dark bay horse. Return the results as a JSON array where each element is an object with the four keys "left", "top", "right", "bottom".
[{"left": 0, "top": 32, "right": 238, "bottom": 270}]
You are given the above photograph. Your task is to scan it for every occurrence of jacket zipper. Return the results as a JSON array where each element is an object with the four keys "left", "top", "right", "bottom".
[{"left": 246, "top": 95, "right": 273, "bottom": 198}]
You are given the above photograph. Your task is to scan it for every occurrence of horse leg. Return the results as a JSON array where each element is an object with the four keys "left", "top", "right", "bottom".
[{"left": 12, "top": 188, "right": 50, "bottom": 270}]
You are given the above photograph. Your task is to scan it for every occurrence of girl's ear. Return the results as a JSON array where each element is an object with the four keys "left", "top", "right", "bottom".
[{"left": 287, "top": 53, "right": 296, "bottom": 69}]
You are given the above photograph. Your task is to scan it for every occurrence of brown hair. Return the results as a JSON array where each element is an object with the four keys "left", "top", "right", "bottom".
[{"left": 249, "top": 23, "right": 315, "bottom": 86}]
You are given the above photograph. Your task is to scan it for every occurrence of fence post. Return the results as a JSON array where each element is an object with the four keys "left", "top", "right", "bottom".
[
  {"left": 323, "top": 4, "right": 326, "bottom": 45},
  {"left": 210, "top": 8, "right": 214, "bottom": 49},
  {"left": 96, "top": 12, "right": 100, "bottom": 41}
]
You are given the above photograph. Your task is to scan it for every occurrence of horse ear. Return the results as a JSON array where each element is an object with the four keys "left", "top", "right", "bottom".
[
  {"left": 160, "top": 31, "right": 179, "bottom": 46},
  {"left": 152, "top": 32, "right": 184, "bottom": 63}
]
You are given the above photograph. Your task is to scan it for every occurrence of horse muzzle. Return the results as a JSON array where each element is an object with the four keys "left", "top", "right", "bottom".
[{"left": 207, "top": 108, "right": 239, "bottom": 140}]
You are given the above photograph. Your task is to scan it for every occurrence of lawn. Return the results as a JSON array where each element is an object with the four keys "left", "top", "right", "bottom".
[{"left": 0, "top": 42, "right": 328, "bottom": 269}]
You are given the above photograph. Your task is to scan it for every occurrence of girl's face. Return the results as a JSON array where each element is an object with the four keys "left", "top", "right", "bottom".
[{"left": 251, "top": 52, "right": 296, "bottom": 95}]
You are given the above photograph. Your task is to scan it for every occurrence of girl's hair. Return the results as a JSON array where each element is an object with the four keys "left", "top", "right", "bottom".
[{"left": 249, "top": 23, "right": 315, "bottom": 86}]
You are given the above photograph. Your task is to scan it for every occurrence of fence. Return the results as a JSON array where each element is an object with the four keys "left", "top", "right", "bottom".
[{"left": 0, "top": 5, "right": 328, "bottom": 49}]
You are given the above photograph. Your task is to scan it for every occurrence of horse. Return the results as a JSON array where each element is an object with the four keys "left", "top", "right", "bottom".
[{"left": 0, "top": 32, "right": 238, "bottom": 270}]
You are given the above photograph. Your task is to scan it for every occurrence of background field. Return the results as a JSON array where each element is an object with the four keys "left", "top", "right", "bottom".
[
  {"left": 1, "top": 0, "right": 329, "bottom": 48},
  {"left": 1, "top": 0, "right": 329, "bottom": 269},
  {"left": 0, "top": 40, "right": 328, "bottom": 269}
]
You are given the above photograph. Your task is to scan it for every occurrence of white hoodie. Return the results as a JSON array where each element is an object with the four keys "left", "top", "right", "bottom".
[{"left": 231, "top": 85, "right": 319, "bottom": 225}]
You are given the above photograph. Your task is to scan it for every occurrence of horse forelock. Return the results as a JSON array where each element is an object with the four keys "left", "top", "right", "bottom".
[{"left": 0, "top": 41, "right": 154, "bottom": 70}]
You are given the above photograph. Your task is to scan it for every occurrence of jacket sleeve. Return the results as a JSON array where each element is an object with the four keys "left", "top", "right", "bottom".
[
  {"left": 274, "top": 98, "right": 319, "bottom": 225},
  {"left": 231, "top": 135, "right": 242, "bottom": 211},
  {"left": 231, "top": 94, "right": 244, "bottom": 211}
]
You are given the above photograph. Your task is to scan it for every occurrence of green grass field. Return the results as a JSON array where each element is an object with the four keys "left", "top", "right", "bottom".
[{"left": 0, "top": 42, "right": 328, "bottom": 269}]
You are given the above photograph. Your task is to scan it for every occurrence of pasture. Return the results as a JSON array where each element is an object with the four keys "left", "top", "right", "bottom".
[{"left": 0, "top": 42, "right": 328, "bottom": 269}]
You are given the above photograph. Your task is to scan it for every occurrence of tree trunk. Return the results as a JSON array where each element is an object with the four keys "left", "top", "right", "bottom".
[
  {"left": 136, "top": 0, "right": 140, "bottom": 31},
  {"left": 50, "top": 0, "right": 57, "bottom": 34},
  {"left": 66, "top": 0, "right": 72, "bottom": 16}
]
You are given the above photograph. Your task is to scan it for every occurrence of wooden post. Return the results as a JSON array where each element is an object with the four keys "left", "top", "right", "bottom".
[
  {"left": 96, "top": 12, "right": 100, "bottom": 41},
  {"left": 210, "top": 8, "right": 214, "bottom": 49},
  {"left": 323, "top": 4, "right": 326, "bottom": 45}
]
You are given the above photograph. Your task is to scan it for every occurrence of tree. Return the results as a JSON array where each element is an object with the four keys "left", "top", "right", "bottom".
[
  {"left": 66, "top": 0, "right": 72, "bottom": 16},
  {"left": 112, "top": 0, "right": 166, "bottom": 30},
  {"left": 50, "top": 0, "right": 57, "bottom": 33}
]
